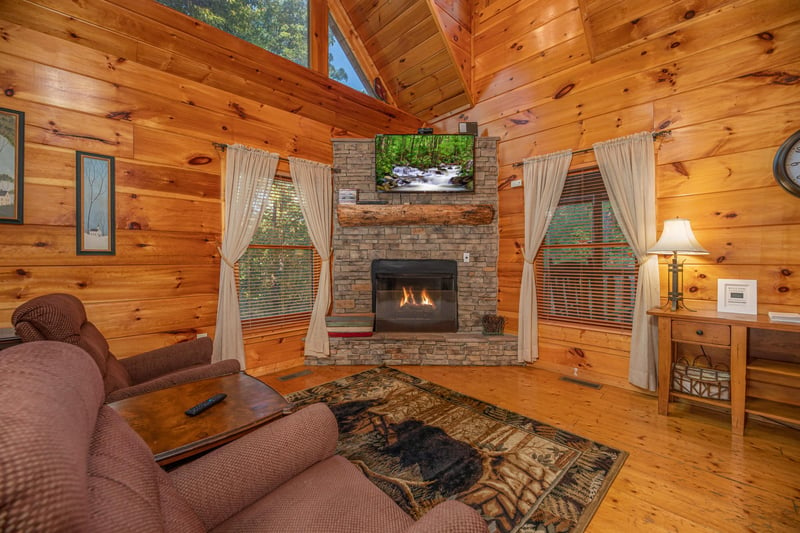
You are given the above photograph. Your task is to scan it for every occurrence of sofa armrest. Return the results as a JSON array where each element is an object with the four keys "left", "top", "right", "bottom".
[
  {"left": 169, "top": 403, "right": 339, "bottom": 530},
  {"left": 105, "top": 359, "right": 241, "bottom": 402},
  {"left": 404, "top": 500, "right": 488, "bottom": 533},
  {"left": 119, "top": 336, "right": 214, "bottom": 383}
]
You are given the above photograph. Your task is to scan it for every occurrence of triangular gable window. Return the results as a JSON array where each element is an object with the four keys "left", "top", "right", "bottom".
[{"left": 328, "top": 15, "right": 375, "bottom": 97}]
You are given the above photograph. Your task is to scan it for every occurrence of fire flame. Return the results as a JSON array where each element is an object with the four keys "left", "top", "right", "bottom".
[{"left": 400, "top": 286, "right": 436, "bottom": 309}]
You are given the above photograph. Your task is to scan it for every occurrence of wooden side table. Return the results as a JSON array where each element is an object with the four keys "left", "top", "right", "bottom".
[
  {"left": 109, "top": 372, "right": 290, "bottom": 465},
  {"left": 649, "top": 308, "right": 800, "bottom": 434}
]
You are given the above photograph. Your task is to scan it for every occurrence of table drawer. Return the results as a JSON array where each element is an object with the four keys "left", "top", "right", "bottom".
[{"left": 672, "top": 321, "right": 730, "bottom": 346}]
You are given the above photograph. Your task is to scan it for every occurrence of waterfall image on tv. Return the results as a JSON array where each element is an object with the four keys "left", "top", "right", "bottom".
[{"left": 375, "top": 134, "right": 475, "bottom": 193}]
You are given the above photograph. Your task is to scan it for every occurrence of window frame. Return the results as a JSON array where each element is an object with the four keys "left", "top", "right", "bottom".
[{"left": 328, "top": 13, "right": 376, "bottom": 97}]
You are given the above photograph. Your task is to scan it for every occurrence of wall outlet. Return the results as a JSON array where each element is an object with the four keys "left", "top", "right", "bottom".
[
  {"left": 573, "top": 367, "right": 578, "bottom": 377},
  {"left": 197, "top": 332, "right": 208, "bottom": 338},
  {"left": 463, "top": 252, "right": 470, "bottom": 263},
  {"left": 510, "top": 179, "right": 522, "bottom": 188}
]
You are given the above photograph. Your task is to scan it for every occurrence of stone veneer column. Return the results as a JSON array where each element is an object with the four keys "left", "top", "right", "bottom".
[{"left": 307, "top": 136, "right": 518, "bottom": 366}]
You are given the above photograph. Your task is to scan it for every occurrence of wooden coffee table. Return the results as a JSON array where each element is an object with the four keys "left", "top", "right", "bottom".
[{"left": 109, "top": 372, "right": 290, "bottom": 466}]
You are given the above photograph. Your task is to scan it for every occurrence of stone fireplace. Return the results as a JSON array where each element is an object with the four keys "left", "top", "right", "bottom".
[{"left": 307, "top": 136, "right": 518, "bottom": 366}]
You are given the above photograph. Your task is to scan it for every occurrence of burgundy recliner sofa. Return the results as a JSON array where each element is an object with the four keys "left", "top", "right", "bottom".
[
  {"left": 0, "top": 341, "right": 489, "bottom": 532},
  {"left": 11, "top": 293, "right": 240, "bottom": 402}
]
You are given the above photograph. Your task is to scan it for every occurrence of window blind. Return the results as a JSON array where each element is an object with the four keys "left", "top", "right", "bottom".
[
  {"left": 534, "top": 167, "right": 637, "bottom": 329},
  {"left": 237, "top": 177, "right": 320, "bottom": 331}
]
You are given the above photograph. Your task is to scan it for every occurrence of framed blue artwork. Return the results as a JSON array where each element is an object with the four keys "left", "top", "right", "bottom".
[
  {"left": 76, "top": 151, "right": 115, "bottom": 255},
  {"left": 0, "top": 107, "right": 24, "bottom": 224}
]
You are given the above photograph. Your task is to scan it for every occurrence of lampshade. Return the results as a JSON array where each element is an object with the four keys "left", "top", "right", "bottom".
[{"left": 647, "top": 218, "right": 709, "bottom": 255}]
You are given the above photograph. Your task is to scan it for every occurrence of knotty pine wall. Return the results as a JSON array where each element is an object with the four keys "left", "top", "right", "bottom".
[
  {"left": 435, "top": 0, "right": 800, "bottom": 390},
  {"left": 0, "top": 0, "right": 421, "bottom": 375}
]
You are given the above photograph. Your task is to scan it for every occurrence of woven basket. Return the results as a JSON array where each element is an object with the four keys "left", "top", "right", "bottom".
[
  {"left": 671, "top": 355, "right": 731, "bottom": 401},
  {"left": 481, "top": 314, "right": 506, "bottom": 336}
]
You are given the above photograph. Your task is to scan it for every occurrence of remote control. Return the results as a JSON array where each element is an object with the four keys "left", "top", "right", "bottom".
[{"left": 184, "top": 393, "right": 227, "bottom": 416}]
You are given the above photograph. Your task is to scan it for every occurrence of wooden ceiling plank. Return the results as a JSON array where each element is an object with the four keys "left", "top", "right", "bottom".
[
  {"left": 354, "top": 0, "right": 423, "bottom": 39},
  {"left": 395, "top": 66, "right": 461, "bottom": 107},
  {"left": 422, "top": 92, "right": 473, "bottom": 121},
  {"left": 433, "top": 0, "right": 472, "bottom": 28},
  {"left": 475, "top": 0, "right": 526, "bottom": 33},
  {"left": 405, "top": 77, "right": 467, "bottom": 114},
  {"left": 383, "top": 44, "right": 453, "bottom": 91},
  {"left": 364, "top": 1, "right": 434, "bottom": 52},
  {"left": 370, "top": 19, "right": 440, "bottom": 70},
  {"left": 338, "top": 0, "right": 384, "bottom": 30}
]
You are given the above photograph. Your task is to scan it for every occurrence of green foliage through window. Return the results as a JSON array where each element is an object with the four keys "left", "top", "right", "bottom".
[
  {"left": 237, "top": 178, "right": 318, "bottom": 329},
  {"left": 158, "top": 0, "right": 309, "bottom": 67},
  {"left": 535, "top": 168, "right": 637, "bottom": 329}
]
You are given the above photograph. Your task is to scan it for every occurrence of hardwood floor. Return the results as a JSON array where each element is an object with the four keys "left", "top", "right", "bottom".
[{"left": 260, "top": 364, "right": 800, "bottom": 532}]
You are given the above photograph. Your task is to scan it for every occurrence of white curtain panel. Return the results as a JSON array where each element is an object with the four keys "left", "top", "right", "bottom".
[
  {"left": 213, "top": 145, "right": 278, "bottom": 366},
  {"left": 289, "top": 157, "right": 333, "bottom": 358},
  {"left": 518, "top": 150, "right": 572, "bottom": 363},
  {"left": 594, "top": 132, "right": 659, "bottom": 390}
]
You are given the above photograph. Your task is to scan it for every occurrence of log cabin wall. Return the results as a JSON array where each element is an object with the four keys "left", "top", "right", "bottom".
[
  {"left": 434, "top": 0, "right": 800, "bottom": 390},
  {"left": 0, "top": 0, "right": 422, "bottom": 375}
]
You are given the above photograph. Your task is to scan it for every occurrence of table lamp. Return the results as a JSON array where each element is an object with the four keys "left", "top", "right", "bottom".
[{"left": 647, "top": 218, "right": 709, "bottom": 311}]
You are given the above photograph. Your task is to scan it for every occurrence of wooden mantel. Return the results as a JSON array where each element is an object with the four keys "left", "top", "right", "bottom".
[{"left": 337, "top": 203, "right": 495, "bottom": 226}]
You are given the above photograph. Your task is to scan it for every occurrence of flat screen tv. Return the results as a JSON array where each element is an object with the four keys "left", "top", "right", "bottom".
[{"left": 375, "top": 134, "right": 474, "bottom": 193}]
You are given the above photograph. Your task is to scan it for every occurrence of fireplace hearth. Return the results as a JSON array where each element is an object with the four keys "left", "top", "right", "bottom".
[{"left": 372, "top": 259, "right": 458, "bottom": 333}]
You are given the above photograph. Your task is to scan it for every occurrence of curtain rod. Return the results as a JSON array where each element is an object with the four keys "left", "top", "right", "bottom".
[
  {"left": 212, "top": 142, "right": 340, "bottom": 172},
  {"left": 212, "top": 142, "right": 291, "bottom": 164},
  {"left": 511, "top": 130, "right": 671, "bottom": 168}
]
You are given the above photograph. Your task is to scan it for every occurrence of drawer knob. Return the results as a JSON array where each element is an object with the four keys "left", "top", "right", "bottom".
[{"left": 696, "top": 329, "right": 704, "bottom": 336}]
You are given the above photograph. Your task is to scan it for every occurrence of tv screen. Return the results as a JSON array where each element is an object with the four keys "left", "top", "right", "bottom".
[{"left": 375, "top": 134, "right": 474, "bottom": 193}]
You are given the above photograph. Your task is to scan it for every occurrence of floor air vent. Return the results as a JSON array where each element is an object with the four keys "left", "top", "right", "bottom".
[
  {"left": 277, "top": 369, "right": 313, "bottom": 381},
  {"left": 560, "top": 376, "right": 602, "bottom": 389}
]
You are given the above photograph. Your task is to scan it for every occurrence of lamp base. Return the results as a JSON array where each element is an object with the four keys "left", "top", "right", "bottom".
[
  {"left": 663, "top": 252, "right": 697, "bottom": 312},
  {"left": 660, "top": 297, "right": 697, "bottom": 312}
]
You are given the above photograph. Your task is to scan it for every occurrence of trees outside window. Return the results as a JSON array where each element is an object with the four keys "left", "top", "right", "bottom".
[
  {"left": 237, "top": 177, "right": 319, "bottom": 331},
  {"left": 159, "top": 0, "right": 309, "bottom": 67},
  {"left": 535, "top": 167, "right": 637, "bottom": 330}
]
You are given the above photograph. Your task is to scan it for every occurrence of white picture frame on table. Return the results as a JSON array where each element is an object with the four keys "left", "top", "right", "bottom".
[{"left": 717, "top": 279, "right": 757, "bottom": 314}]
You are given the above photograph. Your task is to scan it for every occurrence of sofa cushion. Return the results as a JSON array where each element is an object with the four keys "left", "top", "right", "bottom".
[
  {"left": 88, "top": 406, "right": 204, "bottom": 532},
  {"left": 212, "top": 455, "right": 416, "bottom": 533}
]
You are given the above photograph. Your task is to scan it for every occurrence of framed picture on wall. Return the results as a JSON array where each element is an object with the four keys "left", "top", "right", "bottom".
[
  {"left": 717, "top": 279, "right": 757, "bottom": 315},
  {"left": 76, "top": 151, "right": 115, "bottom": 255},
  {"left": 0, "top": 107, "right": 24, "bottom": 224}
]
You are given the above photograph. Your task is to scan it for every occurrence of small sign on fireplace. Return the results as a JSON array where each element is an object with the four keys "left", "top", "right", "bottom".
[{"left": 338, "top": 188, "right": 358, "bottom": 204}]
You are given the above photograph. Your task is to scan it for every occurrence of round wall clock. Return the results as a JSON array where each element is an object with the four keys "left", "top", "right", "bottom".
[{"left": 773, "top": 129, "right": 800, "bottom": 197}]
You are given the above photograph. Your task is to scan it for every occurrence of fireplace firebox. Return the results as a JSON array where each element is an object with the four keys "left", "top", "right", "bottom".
[{"left": 371, "top": 259, "right": 458, "bottom": 333}]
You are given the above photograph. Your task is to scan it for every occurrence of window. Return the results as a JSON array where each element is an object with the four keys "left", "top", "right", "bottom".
[
  {"left": 328, "top": 15, "right": 375, "bottom": 96},
  {"left": 237, "top": 177, "right": 319, "bottom": 331},
  {"left": 158, "top": 0, "right": 309, "bottom": 67},
  {"left": 535, "top": 167, "right": 637, "bottom": 329}
]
